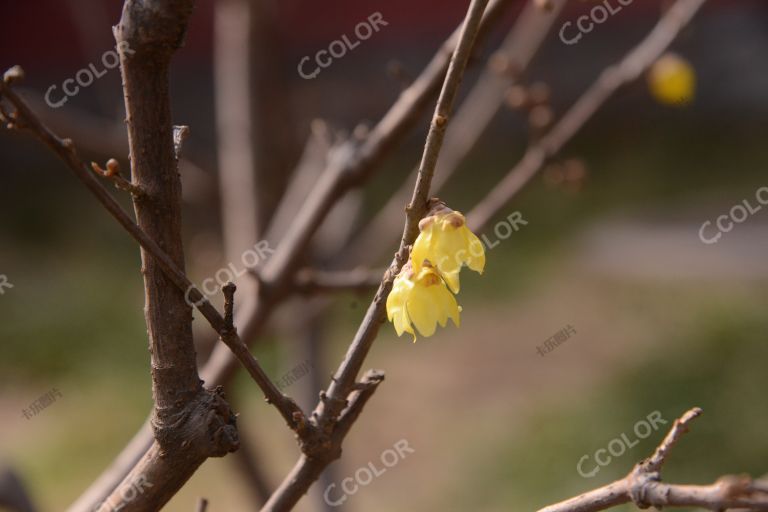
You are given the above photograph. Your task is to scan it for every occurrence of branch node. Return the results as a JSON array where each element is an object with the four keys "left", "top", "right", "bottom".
[{"left": 90, "top": 159, "right": 146, "bottom": 198}]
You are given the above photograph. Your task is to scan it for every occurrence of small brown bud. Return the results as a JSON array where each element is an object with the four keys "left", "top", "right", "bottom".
[
  {"left": 505, "top": 85, "right": 529, "bottom": 110},
  {"left": 105, "top": 158, "right": 120, "bottom": 177},
  {"left": 489, "top": 53, "right": 510, "bottom": 75}
]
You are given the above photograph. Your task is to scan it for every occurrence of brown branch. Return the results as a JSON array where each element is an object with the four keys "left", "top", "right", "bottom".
[
  {"left": 66, "top": 0, "right": 515, "bottom": 508},
  {"left": 644, "top": 407, "right": 702, "bottom": 472},
  {"left": 97, "top": 0, "right": 241, "bottom": 509},
  {"left": 90, "top": 158, "right": 145, "bottom": 197},
  {"left": 538, "top": 408, "right": 768, "bottom": 512},
  {"left": 0, "top": 70, "right": 304, "bottom": 434},
  {"left": 467, "top": 0, "right": 708, "bottom": 231},
  {"left": 262, "top": 0, "right": 491, "bottom": 509}
]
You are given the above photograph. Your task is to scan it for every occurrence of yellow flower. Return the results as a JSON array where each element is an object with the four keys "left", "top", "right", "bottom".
[
  {"left": 648, "top": 53, "right": 695, "bottom": 107},
  {"left": 386, "top": 263, "right": 461, "bottom": 341},
  {"left": 411, "top": 209, "right": 485, "bottom": 293}
]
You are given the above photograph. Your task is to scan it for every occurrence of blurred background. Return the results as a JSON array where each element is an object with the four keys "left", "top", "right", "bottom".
[{"left": 1, "top": 0, "right": 767, "bottom": 510}]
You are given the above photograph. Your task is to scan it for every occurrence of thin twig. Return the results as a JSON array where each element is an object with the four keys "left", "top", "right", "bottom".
[
  {"left": 90, "top": 159, "right": 145, "bottom": 197},
  {"left": 344, "top": 0, "right": 565, "bottom": 265},
  {"left": 292, "top": 268, "right": 384, "bottom": 295},
  {"left": 467, "top": 0, "right": 708, "bottom": 231},
  {"left": 538, "top": 408, "right": 768, "bottom": 512},
  {"left": 262, "top": 0, "right": 491, "bottom": 509}
]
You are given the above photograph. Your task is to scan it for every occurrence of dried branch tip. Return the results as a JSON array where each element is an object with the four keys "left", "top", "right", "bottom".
[
  {"left": 3, "top": 66, "right": 24, "bottom": 84},
  {"left": 222, "top": 282, "right": 236, "bottom": 332}
]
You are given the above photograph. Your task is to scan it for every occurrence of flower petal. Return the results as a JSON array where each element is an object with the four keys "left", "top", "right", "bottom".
[
  {"left": 442, "top": 269, "right": 461, "bottom": 294},
  {"left": 408, "top": 285, "right": 439, "bottom": 337},
  {"left": 463, "top": 228, "right": 486, "bottom": 274}
]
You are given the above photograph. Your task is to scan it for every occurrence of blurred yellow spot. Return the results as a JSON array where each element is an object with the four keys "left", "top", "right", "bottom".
[{"left": 648, "top": 53, "right": 696, "bottom": 107}]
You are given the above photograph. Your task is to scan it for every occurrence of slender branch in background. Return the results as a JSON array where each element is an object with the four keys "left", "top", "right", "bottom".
[
  {"left": 66, "top": 419, "right": 154, "bottom": 512},
  {"left": 346, "top": 0, "right": 565, "bottom": 264},
  {"left": 195, "top": 497, "right": 209, "bottom": 512},
  {"left": 298, "top": 188, "right": 364, "bottom": 512},
  {"left": 292, "top": 268, "right": 384, "bottom": 295},
  {"left": 538, "top": 408, "right": 768, "bottom": 512},
  {"left": 467, "top": 0, "right": 708, "bottom": 231},
  {"left": 230, "top": 432, "right": 273, "bottom": 507},
  {"left": 262, "top": 0, "right": 491, "bottom": 509},
  {"left": 213, "top": 1, "right": 302, "bottom": 504},
  {"left": 214, "top": 0, "right": 297, "bottom": 259}
]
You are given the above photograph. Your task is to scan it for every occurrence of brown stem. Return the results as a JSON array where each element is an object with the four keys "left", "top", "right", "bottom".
[
  {"left": 538, "top": 408, "right": 768, "bottom": 512},
  {"left": 262, "top": 0, "right": 491, "bottom": 509}
]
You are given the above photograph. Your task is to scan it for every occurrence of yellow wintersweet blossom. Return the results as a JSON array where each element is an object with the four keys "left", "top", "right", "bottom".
[
  {"left": 648, "top": 53, "right": 695, "bottom": 107},
  {"left": 411, "top": 208, "right": 485, "bottom": 293},
  {"left": 386, "top": 262, "right": 461, "bottom": 341}
]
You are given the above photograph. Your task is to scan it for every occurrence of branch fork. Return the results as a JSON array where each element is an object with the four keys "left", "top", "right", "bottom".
[{"left": 90, "top": 159, "right": 145, "bottom": 197}]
